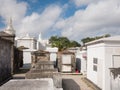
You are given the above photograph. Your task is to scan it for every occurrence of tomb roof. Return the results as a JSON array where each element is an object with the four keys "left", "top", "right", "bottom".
[{"left": 86, "top": 35, "right": 120, "bottom": 46}]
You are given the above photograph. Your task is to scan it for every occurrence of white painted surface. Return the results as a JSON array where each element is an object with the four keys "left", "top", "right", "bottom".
[
  {"left": 87, "top": 36, "right": 120, "bottom": 90},
  {"left": 16, "top": 38, "right": 37, "bottom": 49},
  {"left": 16, "top": 35, "right": 37, "bottom": 69},
  {"left": 37, "top": 41, "right": 45, "bottom": 50},
  {"left": 15, "top": 34, "right": 50, "bottom": 69},
  {"left": 76, "top": 50, "right": 87, "bottom": 75},
  {"left": 104, "top": 46, "right": 120, "bottom": 90},
  {"left": 46, "top": 47, "right": 58, "bottom": 61},
  {"left": 113, "top": 56, "right": 120, "bottom": 68},
  {"left": 62, "top": 55, "right": 71, "bottom": 64},
  {"left": 61, "top": 65, "right": 71, "bottom": 72},
  {"left": 23, "top": 51, "right": 31, "bottom": 64},
  {"left": 50, "top": 53, "right": 57, "bottom": 61},
  {"left": 87, "top": 43, "right": 105, "bottom": 88},
  {"left": 23, "top": 49, "right": 36, "bottom": 69},
  {"left": 46, "top": 47, "right": 58, "bottom": 52}
]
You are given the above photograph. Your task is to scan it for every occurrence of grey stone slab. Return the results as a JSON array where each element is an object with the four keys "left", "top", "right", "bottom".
[
  {"left": 0, "top": 78, "right": 54, "bottom": 90},
  {"left": 25, "top": 71, "right": 59, "bottom": 79},
  {"left": 53, "top": 75, "right": 62, "bottom": 88},
  {"left": 62, "top": 79, "right": 80, "bottom": 90},
  {"left": 54, "top": 87, "right": 63, "bottom": 90}
]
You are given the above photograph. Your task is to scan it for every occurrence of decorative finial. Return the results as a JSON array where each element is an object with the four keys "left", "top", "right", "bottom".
[
  {"left": 38, "top": 32, "right": 42, "bottom": 41},
  {"left": 4, "top": 17, "right": 15, "bottom": 35},
  {"left": 26, "top": 33, "right": 30, "bottom": 37},
  {"left": 9, "top": 17, "right": 12, "bottom": 25},
  {"left": 7, "top": 17, "right": 13, "bottom": 30}
]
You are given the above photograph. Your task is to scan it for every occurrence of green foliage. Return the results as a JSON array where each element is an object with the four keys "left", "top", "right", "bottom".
[
  {"left": 49, "top": 36, "right": 81, "bottom": 51},
  {"left": 81, "top": 37, "right": 95, "bottom": 44},
  {"left": 81, "top": 34, "right": 111, "bottom": 45},
  {"left": 70, "top": 41, "right": 81, "bottom": 47}
]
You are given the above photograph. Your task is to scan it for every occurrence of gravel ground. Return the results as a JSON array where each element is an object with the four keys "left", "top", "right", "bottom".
[{"left": 61, "top": 74, "right": 94, "bottom": 90}]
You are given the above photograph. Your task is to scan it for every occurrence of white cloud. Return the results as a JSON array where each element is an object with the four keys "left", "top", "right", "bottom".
[
  {"left": 0, "top": 0, "right": 27, "bottom": 23},
  {"left": 16, "top": 5, "right": 62, "bottom": 36},
  {"left": 0, "top": 0, "right": 62, "bottom": 38},
  {"left": 1, "top": 0, "right": 120, "bottom": 41},
  {"left": 71, "top": 0, "right": 98, "bottom": 7},
  {"left": 55, "top": 0, "right": 120, "bottom": 40}
]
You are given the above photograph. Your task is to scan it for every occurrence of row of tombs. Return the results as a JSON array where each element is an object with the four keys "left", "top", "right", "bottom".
[{"left": 25, "top": 50, "right": 80, "bottom": 79}]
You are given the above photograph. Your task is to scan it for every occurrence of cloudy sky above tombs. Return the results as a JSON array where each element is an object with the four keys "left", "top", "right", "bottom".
[{"left": 0, "top": 0, "right": 120, "bottom": 41}]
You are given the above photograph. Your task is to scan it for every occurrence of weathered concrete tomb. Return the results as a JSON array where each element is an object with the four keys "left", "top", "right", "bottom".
[
  {"left": 26, "top": 50, "right": 59, "bottom": 79},
  {"left": 31, "top": 50, "right": 50, "bottom": 68},
  {"left": 57, "top": 50, "right": 76, "bottom": 73},
  {"left": 0, "top": 78, "right": 63, "bottom": 90},
  {"left": 0, "top": 18, "right": 24, "bottom": 84},
  {"left": 0, "top": 31, "right": 15, "bottom": 84}
]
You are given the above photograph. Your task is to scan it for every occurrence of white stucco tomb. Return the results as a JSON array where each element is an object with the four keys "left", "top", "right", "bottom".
[
  {"left": 46, "top": 47, "right": 58, "bottom": 61},
  {"left": 76, "top": 50, "right": 87, "bottom": 74},
  {"left": 86, "top": 36, "right": 120, "bottom": 90},
  {"left": 15, "top": 34, "right": 37, "bottom": 68}
]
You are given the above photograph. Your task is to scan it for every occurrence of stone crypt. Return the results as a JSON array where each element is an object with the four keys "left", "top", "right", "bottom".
[{"left": 26, "top": 50, "right": 59, "bottom": 79}]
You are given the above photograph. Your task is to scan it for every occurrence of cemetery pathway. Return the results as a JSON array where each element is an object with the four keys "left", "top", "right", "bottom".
[{"left": 61, "top": 74, "right": 94, "bottom": 90}]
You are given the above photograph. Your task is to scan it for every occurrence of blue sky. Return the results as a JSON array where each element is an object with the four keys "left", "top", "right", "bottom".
[
  {"left": 18, "top": 0, "right": 71, "bottom": 16},
  {"left": 0, "top": 0, "right": 120, "bottom": 41}
]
